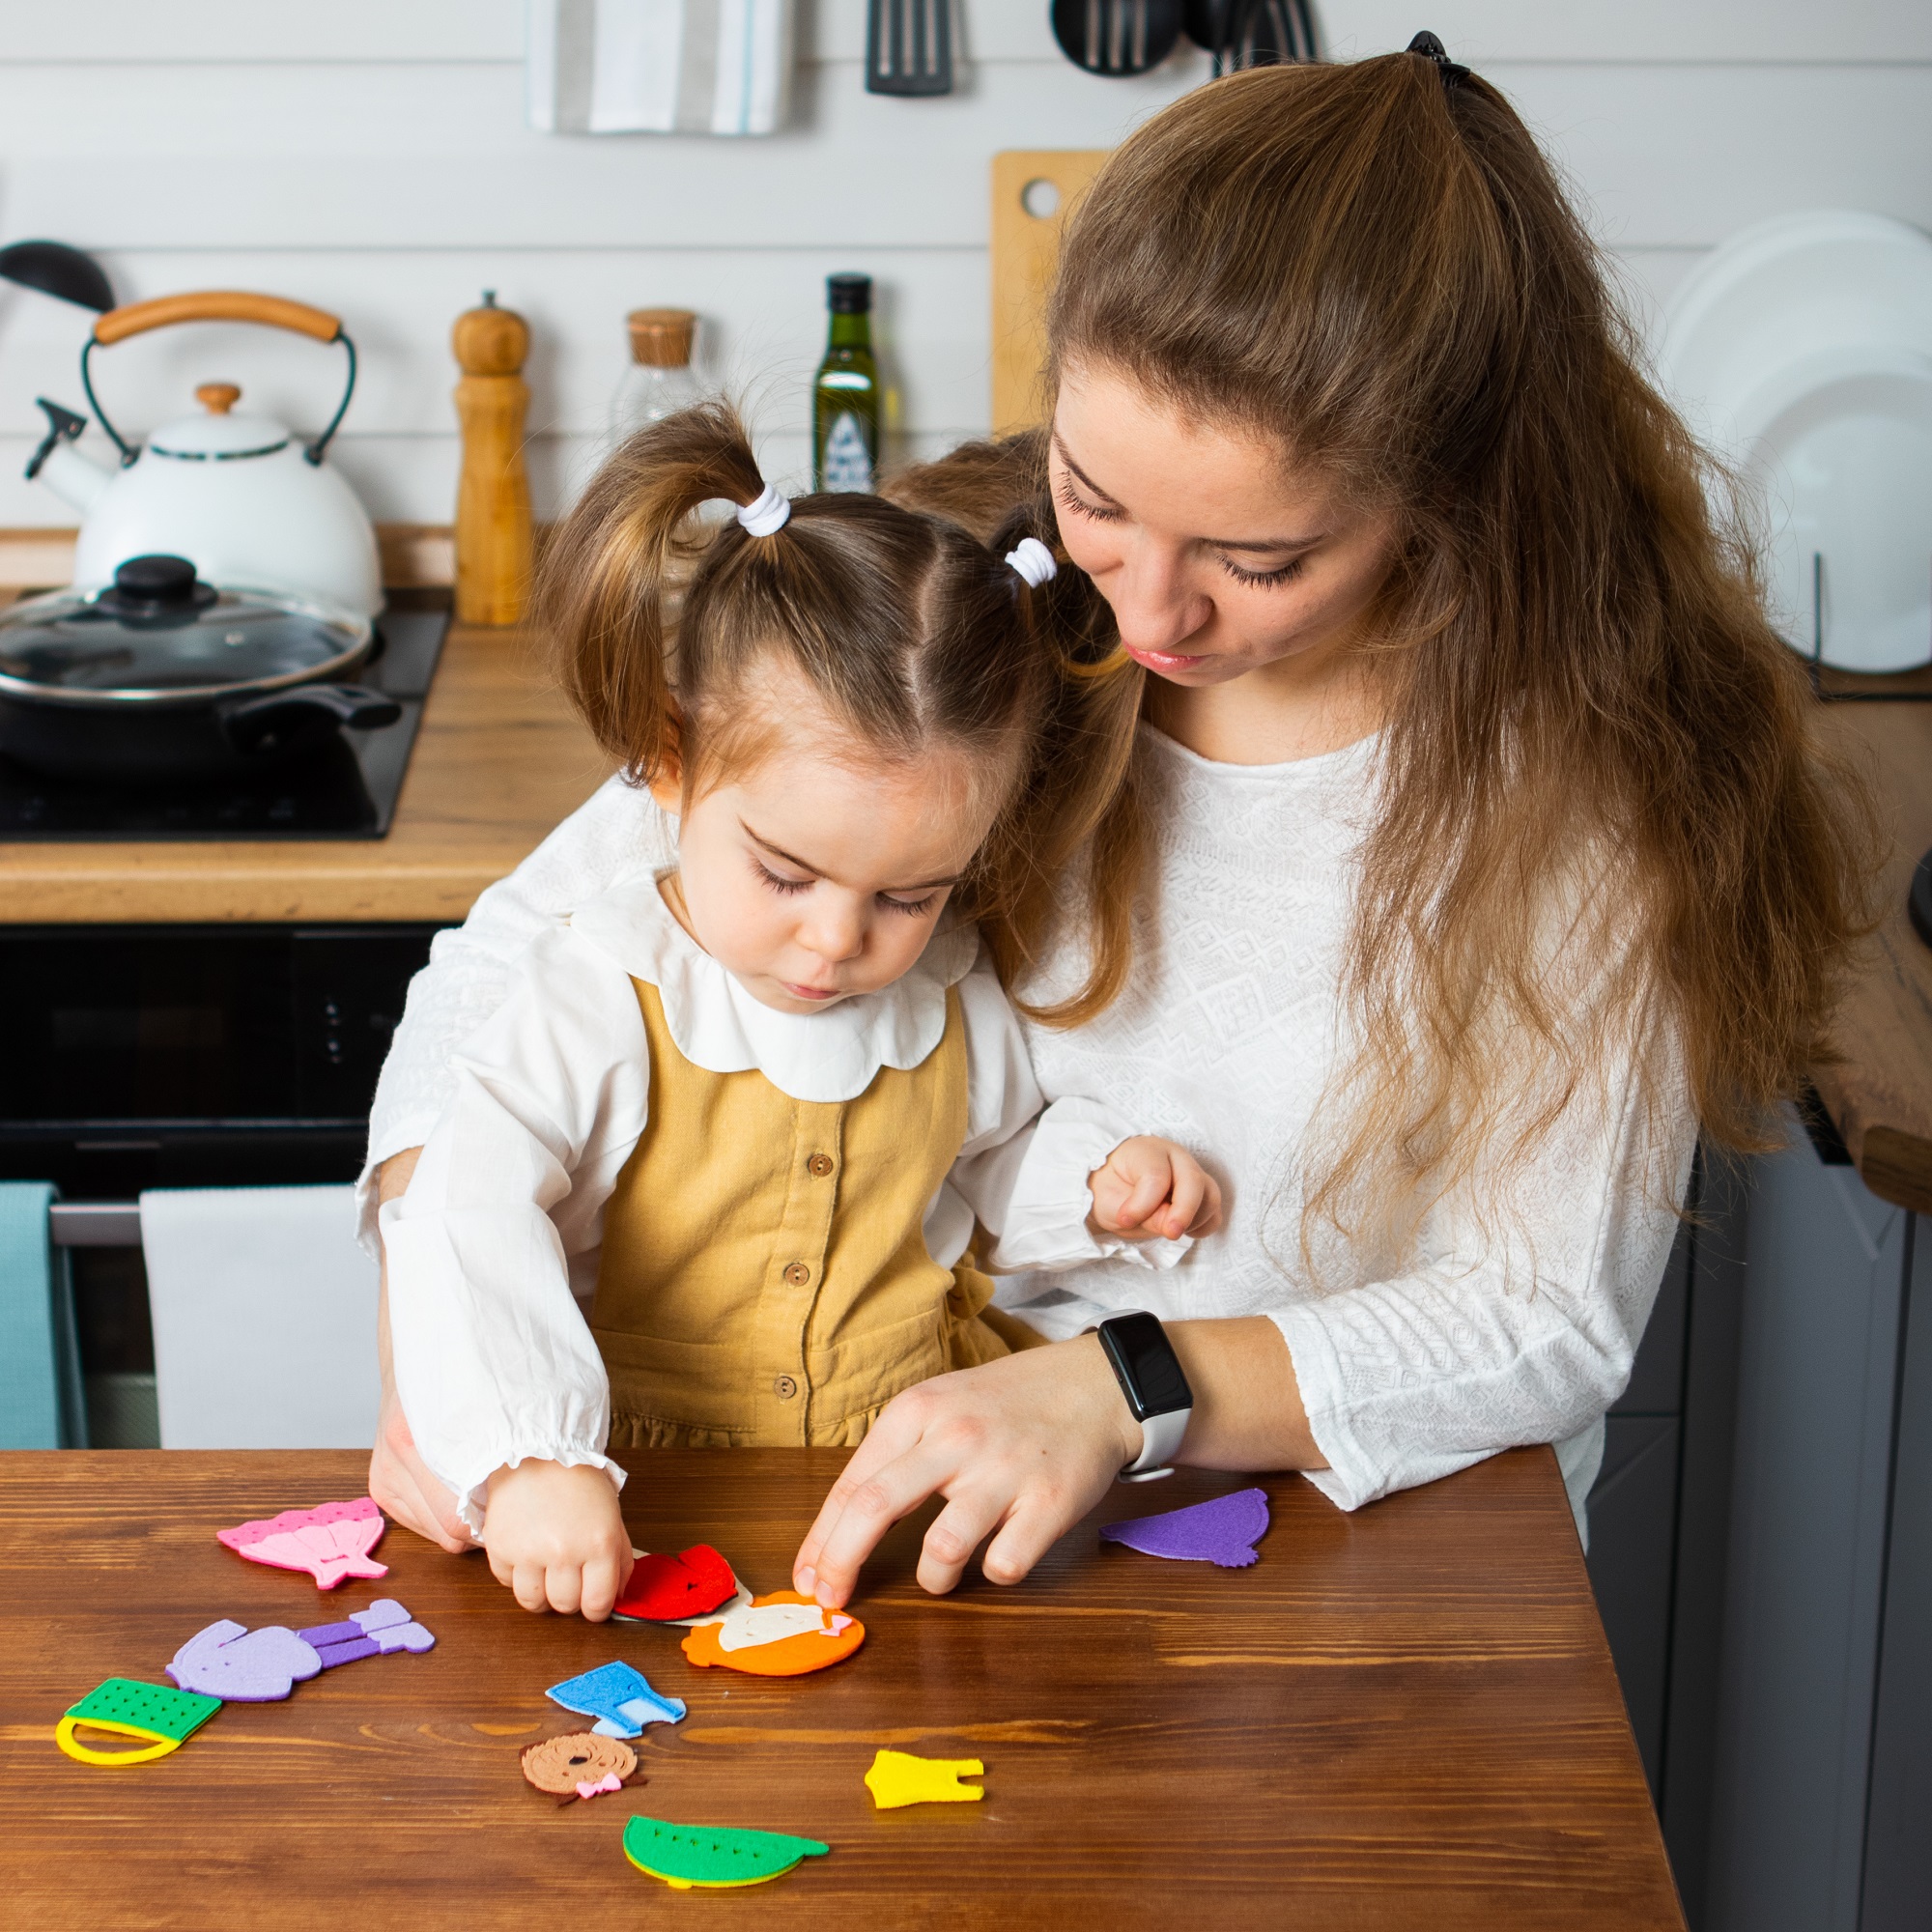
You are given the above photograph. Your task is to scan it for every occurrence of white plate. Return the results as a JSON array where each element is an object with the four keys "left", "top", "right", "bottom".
[{"left": 1659, "top": 212, "right": 1932, "bottom": 673}]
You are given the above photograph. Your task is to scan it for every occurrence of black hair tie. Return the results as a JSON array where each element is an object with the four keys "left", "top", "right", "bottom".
[{"left": 1406, "top": 29, "right": 1469, "bottom": 86}]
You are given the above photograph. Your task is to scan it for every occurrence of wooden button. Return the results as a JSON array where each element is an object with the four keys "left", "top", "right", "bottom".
[
  {"left": 807, "top": 1152, "right": 835, "bottom": 1178},
  {"left": 773, "top": 1375, "right": 799, "bottom": 1400},
  {"left": 782, "top": 1262, "right": 811, "bottom": 1287}
]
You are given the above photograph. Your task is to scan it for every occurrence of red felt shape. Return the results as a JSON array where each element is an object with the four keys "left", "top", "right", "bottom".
[{"left": 612, "top": 1544, "right": 738, "bottom": 1622}]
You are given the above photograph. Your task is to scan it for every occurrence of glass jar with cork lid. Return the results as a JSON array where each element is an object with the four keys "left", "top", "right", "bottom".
[{"left": 611, "top": 308, "right": 706, "bottom": 442}]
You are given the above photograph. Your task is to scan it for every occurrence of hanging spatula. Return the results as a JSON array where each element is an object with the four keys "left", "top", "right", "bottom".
[
  {"left": 1050, "top": 0, "right": 1182, "bottom": 75},
  {"left": 867, "top": 0, "right": 953, "bottom": 95}
]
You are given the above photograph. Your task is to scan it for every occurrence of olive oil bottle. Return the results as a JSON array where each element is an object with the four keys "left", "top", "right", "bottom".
[{"left": 812, "top": 273, "right": 879, "bottom": 492}]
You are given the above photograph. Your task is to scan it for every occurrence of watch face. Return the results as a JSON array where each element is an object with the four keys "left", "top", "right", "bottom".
[{"left": 1100, "top": 1312, "right": 1192, "bottom": 1418}]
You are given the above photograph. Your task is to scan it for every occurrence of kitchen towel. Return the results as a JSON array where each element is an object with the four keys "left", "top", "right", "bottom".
[
  {"left": 0, "top": 1181, "right": 87, "bottom": 1448},
  {"left": 527, "top": 0, "right": 793, "bottom": 136},
  {"left": 141, "top": 1186, "right": 380, "bottom": 1450}
]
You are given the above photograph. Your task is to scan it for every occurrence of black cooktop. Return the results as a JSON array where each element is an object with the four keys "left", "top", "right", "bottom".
[{"left": 0, "top": 595, "right": 447, "bottom": 840}]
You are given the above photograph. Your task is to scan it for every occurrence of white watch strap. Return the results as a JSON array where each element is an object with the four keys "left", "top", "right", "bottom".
[{"left": 1121, "top": 1405, "right": 1190, "bottom": 1481}]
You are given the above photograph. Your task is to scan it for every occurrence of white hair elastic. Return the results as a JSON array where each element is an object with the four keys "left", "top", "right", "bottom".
[
  {"left": 1005, "top": 537, "right": 1058, "bottom": 588},
  {"left": 735, "top": 481, "right": 791, "bottom": 538}
]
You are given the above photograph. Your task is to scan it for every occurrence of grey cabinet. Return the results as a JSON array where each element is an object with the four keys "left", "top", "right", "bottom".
[{"left": 1607, "top": 1117, "right": 1931, "bottom": 1932}]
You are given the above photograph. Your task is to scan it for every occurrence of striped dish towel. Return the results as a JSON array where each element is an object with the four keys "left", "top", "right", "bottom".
[
  {"left": 528, "top": 0, "right": 794, "bottom": 136},
  {"left": 0, "top": 1181, "right": 86, "bottom": 1449}
]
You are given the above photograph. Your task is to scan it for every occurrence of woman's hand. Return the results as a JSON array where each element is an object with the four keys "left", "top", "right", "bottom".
[
  {"left": 1089, "top": 1136, "right": 1223, "bottom": 1243},
  {"left": 368, "top": 1146, "right": 477, "bottom": 1554},
  {"left": 793, "top": 1317, "right": 1323, "bottom": 1607},
  {"left": 481, "top": 1460, "right": 635, "bottom": 1618},
  {"left": 370, "top": 1390, "right": 475, "bottom": 1554},
  {"left": 793, "top": 1335, "right": 1142, "bottom": 1608}
]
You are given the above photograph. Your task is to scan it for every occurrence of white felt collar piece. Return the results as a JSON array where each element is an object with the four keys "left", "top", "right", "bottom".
[{"left": 568, "top": 871, "right": 979, "bottom": 1103}]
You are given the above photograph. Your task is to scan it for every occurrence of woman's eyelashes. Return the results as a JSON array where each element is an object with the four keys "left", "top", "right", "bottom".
[
  {"left": 753, "top": 858, "right": 935, "bottom": 919},
  {"left": 1220, "top": 553, "right": 1308, "bottom": 589},
  {"left": 1056, "top": 476, "right": 1121, "bottom": 525}
]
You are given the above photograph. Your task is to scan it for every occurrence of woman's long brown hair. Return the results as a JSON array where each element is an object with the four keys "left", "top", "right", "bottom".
[{"left": 905, "top": 53, "right": 1881, "bottom": 1253}]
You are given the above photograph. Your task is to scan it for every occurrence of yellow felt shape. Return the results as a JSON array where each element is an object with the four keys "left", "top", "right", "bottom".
[{"left": 864, "top": 1747, "right": 985, "bottom": 1809}]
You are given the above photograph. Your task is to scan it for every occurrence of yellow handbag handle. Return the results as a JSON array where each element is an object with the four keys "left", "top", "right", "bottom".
[{"left": 54, "top": 1715, "right": 184, "bottom": 1767}]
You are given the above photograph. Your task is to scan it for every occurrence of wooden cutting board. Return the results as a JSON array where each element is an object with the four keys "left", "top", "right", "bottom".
[{"left": 989, "top": 150, "right": 1109, "bottom": 436}]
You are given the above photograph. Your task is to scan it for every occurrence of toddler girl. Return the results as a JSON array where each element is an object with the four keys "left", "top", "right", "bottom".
[{"left": 381, "top": 403, "right": 1219, "bottom": 1617}]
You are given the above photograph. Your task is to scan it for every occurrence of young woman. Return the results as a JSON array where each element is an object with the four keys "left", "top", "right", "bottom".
[{"left": 364, "top": 49, "right": 1872, "bottom": 1614}]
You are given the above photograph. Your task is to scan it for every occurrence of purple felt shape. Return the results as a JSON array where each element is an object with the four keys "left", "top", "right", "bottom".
[
  {"left": 166, "top": 1619, "right": 325, "bottom": 1701},
  {"left": 297, "top": 1598, "right": 435, "bottom": 1669},
  {"left": 313, "top": 1636, "right": 381, "bottom": 1668},
  {"left": 1099, "top": 1487, "right": 1270, "bottom": 1568}
]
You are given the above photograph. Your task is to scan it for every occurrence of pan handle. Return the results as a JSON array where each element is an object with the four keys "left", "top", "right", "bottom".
[{"left": 217, "top": 683, "right": 401, "bottom": 758}]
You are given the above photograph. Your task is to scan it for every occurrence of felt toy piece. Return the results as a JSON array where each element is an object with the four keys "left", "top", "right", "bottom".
[
  {"left": 622, "top": 1815, "right": 829, "bottom": 1891},
  {"left": 521, "top": 1731, "right": 638, "bottom": 1799},
  {"left": 297, "top": 1598, "right": 436, "bottom": 1668},
  {"left": 1099, "top": 1486, "right": 1270, "bottom": 1568},
  {"left": 612, "top": 1544, "right": 739, "bottom": 1622},
  {"left": 679, "top": 1591, "right": 865, "bottom": 1678},
  {"left": 864, "top": 1747, "right": 986, "bottom": 1810},
  {"left": 56, "top": 1679, "right": 222, "bottom": 1766},
  {"left": 166, "top": 1620, "right": 323, "bottom": 1701},
  {"left": 215, "top": 1497, "right": 388, "bottom": 1589},
  {"left": 545, "top": 1661, "right": 686, "bottom": 1739}
]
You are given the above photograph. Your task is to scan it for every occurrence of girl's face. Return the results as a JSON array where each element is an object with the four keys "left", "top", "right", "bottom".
[
  {"left": 652, "top": 665, "right": 998, "bottom": 1016},
  {"left": 1050, "top": 361, "right": 1396, "bottom": 687}
]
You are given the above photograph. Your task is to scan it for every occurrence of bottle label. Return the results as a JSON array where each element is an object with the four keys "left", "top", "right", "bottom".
[{"left": 822, "top": 412, "right": 874, "bottom": 493}]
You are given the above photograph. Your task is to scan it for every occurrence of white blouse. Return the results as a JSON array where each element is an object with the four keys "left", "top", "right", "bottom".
[
  {"left": 367, "top": 735, "right": 1697, "bottom": 1533},
  {"left": 375, "top": 871, "right": 1177, "bottom": 1532}
]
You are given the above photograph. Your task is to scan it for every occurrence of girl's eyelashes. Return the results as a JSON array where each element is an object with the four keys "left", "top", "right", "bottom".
[
  {"left": 1220, "top": 554, "right": 1308, "bottom": 589},
  {"left": 753, "top": 859, "right": 812, "bottom": 897},
  {"left": 753, "top": 857, "right": 936, "bottom": 918}
]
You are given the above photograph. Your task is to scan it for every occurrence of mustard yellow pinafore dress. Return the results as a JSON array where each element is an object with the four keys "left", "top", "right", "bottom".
[{"left": 589, "top": 977, "right": 1036, "bottom": 1453}]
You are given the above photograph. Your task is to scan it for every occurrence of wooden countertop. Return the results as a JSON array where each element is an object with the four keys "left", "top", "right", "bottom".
[
  {"left": 1810, "top": 673, "right": 1932, "bottom": 1213},
  {"left": 0, "top": 616, "right": 614, "bottom": 924},
  {"left": 0, "top": 1447, "right": 1681, "bottom": 1929}
]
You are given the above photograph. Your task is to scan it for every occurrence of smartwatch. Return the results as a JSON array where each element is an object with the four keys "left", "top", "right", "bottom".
[{"left": 1094, "top": 1311, "right": 1194, "bottom": 1482}]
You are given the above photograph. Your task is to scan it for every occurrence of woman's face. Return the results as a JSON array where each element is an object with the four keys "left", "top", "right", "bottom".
[{"left": 1050, "top": 361, "right": 1396, "bottom": 688}]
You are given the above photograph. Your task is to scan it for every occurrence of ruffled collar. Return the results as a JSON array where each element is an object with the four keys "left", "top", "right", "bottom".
[{"left": 568, "top": 871, "right": 980, "bottom": 1103}]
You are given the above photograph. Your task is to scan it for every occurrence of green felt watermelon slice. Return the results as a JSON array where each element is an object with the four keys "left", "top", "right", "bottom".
[{"left": 622, "top": 1814, "right": 829, "bottom": 1890}]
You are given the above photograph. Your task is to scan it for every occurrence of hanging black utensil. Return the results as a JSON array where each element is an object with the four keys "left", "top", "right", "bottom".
[
  {"left": 867, "top": 0, "right": 952, "bottom": 94},
  {"left": 0, "top": 240, "right": 113, "bottom": 314},
  {"left": 1182, "top": 0, "right": 1317, "bottom": 73},
  {"left": 1050, "top": 0, "right": 1183, "bottom": 76}
]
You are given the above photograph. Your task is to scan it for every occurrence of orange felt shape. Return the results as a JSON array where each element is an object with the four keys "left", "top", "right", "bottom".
[{"left": 678, "top": 1592, "right": 867, "bottom": 1677}]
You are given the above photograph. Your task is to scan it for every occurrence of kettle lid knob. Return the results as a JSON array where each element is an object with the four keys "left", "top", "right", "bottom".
[{"left": 195, "top": 382, "right": 242, "bottom": 415}]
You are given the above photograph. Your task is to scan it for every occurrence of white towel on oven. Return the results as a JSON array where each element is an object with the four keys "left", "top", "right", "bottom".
[
  {"left": 141, "top": 1185, "right": 379, "bottom": 1450},
  {"left": 527, "top": 0, "right": 793, "bottom": 136}
]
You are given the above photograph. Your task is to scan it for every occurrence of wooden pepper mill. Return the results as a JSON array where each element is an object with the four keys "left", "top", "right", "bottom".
[{"left": 451, "top": 290, "right": 533, "bottom": 626}]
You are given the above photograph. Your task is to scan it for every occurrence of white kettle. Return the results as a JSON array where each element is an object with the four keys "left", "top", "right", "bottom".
[{"left": 26, "top": 290, "right": 383, "bottom": 619}]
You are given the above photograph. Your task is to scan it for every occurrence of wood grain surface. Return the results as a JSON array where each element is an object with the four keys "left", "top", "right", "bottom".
[
  {"left": 0, "top": 618, "right": 613, "bottom": 923},
  {"left": 0, "top": 1447, "right": 1682, "bottom": 1930},
  {"left": 1810, "top": 681, "right": 1932, "bottom": 1212},
  {"left": 989, "top": 150, "right": 1107, "bottom": 436}
]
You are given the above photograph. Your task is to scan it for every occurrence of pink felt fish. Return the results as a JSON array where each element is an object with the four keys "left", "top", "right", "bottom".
[{"left": 215, "top": 1497, "right": 388, "bottom": 1590}]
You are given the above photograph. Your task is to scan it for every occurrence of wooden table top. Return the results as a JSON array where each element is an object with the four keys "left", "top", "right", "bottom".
[
  {"left": 0, "top": 614, "right": 613, "bottom": 925},
  {"left": 0, "top": 1447, "right": 1681, "bottom": 1929}
]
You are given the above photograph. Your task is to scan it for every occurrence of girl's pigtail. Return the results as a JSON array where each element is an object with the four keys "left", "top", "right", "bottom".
[{"left": 538, "top": 400, "right": 768, "bottom": 785}]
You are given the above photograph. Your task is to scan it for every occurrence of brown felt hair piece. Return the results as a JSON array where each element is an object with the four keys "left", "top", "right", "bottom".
[{"left": 520, "top": 1731, "right": 638, "bottom": 1796}]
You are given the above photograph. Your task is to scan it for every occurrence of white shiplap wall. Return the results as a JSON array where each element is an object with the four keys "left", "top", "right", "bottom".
[{"left": 0, "top": 0, "right": 1927, "bottom": 526}]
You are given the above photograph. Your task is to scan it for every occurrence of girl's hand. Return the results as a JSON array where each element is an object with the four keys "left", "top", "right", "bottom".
[
  {"left": 480, "top": 1461, "right": 634, "bottom": 1618},
  {"left": 1088, "top": 1136, "right": 1223, "bottom": 1243},
  {"left": 370, "top": 1392, "right": 476, "bottom": 1555},
  {"left": 793, "top": 1336, "right": 1142, "bottom": 1608}
]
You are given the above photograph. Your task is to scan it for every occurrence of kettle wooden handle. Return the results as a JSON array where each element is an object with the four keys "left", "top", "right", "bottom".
[{"left": 93, "top": 291, "right": 343, "bottom": 347}]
